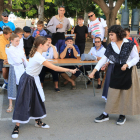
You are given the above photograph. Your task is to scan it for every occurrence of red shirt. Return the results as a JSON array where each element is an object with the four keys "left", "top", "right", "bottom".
[{"left": 128, "top": 37, "right": 139, "bottom": 47}]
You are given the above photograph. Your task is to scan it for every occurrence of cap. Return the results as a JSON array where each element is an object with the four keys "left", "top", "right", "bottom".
[
  {"left": 45, "top": 34, "right": 52, "bottom": 39},
  {"left": 65, "top": 37, "right": 73, "bottom": 41},
  {"left": 23, "top": 26, "right": 31, "bottom": 33},
  {"left": 2, "top": 11, "right": 9, "bottom": 16}
]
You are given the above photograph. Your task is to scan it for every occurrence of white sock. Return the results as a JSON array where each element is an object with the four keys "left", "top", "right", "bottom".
[{"left": 103, "top": 112, "right": 108, "bottom": 116}]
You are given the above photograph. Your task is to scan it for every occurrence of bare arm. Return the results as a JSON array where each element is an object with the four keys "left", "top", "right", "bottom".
[
  {"left": 71, "top": 45, "right": 78, "bottom": 58},
  {"left": 60, "top": 46, "right": 68, "bottom": 59},
  {"left": 104, "top": 26, "right": 108, "bottom": 38},
  {"left": 42, "top": 60, "right": 76, "bottom": 74},
  {"left": 50, "top": 44, "right": 58, "bottom": 59},
  {"left": 85, "top": 33, "right": 88, "bottom": 38}
]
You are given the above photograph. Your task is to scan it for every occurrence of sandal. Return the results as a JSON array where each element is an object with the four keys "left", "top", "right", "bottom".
[
  {"left": 11, "top": 125, "right": 19, "bottom": 139},
  {"left": 35, "top": 119, "right": 50, "bottom": 129},
  {"left": 7, "top": 105, "right": 13, "bottom": 113}
]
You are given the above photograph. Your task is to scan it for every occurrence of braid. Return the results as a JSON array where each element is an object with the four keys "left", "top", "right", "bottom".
[{"left": 29, "top": 45, "right": 37, "bottom": 58}]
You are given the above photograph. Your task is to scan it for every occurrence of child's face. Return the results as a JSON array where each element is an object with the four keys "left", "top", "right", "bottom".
[
  {"left": 109, "top": 32, "right": 117, "bottom": 42},
  {"left": 11, "top": 37, "right": 20, "bottom": 47},
  {"left": 42, "top": 41, "right": 50, "bottom": 52},
  {"left": 4, "top": 33, "right": 12, "bottom": 40},
  {"left": 16, "top": 32, "right": 23, "bottom": 39},
  {"left": 78, "top": 19, "right": 84, "bottom": 25},
  {"left": 24, "top": 32, "right": 30, "bottom": 38},
  {"left": 125, "top": 31, "right": 130, "bottom": 38},
  {"left": 47, "top": 38, "right": 52, "bottom": 45},
  {"left": 37, "top": 25, "right": 43, "bottom": 31}
]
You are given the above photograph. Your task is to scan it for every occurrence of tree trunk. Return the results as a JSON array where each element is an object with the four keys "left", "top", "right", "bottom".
[
  {"left": 38, "top": 0, "right": 44, "bottom": 21},
  {"left": 0, "top": 0, "right": 4, "bottom": 21},
  {"left": 84, "top": 10, "right": 88, "bottom": 26}
]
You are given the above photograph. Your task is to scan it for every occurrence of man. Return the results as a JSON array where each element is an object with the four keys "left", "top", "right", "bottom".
[
  {"left": 79, "top": 37, "right": 106, "bottom": 89},
  {"left": 88, "top": 11, "right": 108, "bottom": 48},
  {"left": 0, "top": 11, "right": 15, "bottom": 31},
  {"left": 60, "top": 37, "right": 81, "bottom": 89},
  {"left": 47, "top": 6, "right": 71, "bottom": 54}
]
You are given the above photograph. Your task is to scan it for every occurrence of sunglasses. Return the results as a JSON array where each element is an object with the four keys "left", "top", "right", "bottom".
[
  {"left": 95, "top": 41, "right": 101, "bottom": 43},
  {"left": 4, "top": 16, "right": 8, "bottom": 17},
  {"left": 59, "top": 5, "right": 65, "bottom": 8},
  {"left": 88, "top": 14, "right": 94, "bottom": 18}
]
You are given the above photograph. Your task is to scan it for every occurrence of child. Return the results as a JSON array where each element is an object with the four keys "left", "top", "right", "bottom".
[
  {"left": 39, "top": 35, "right": 60, "bottom": 92},
  {"left": 74, "top": 16, "right": 88, "bottom": 55},
  {"left": 32, "top": 20, "right": 47, "bottom": 38},
  {"left": 0, "top": 27, "right": 12, "bottom": 89},
  {"left": 6, "top": 34, "right": 28, "bottom": 113},
  {"left": 23, "top": 26, "right": 35, "bottom": 58},
  {"left": 89, "top": 25, "right": 140, "bottom": 125},
  {"left": 14, "top": 28, "right": 24, "bottom": 51},
  {"left": 11, "top": 36, "right": 77, "bottom": 139}
]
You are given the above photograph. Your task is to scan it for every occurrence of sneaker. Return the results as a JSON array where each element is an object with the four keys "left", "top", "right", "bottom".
[
  {"left": 94, "top": 113, "right": 109, "bottom": 123},
  {"left": 117, "top": 115, "right": 126, "bottom": 125},
  {"left": 35, "top": 119, "right": 50, "bottom": 129},
  {"left": 87, "top": 80, "right": 92, "bottom": 85},
  {"left": 55, "top": 88, "right": 60, "bottom": 92},
  {"left": 2, "top": 80, "right": 8, "bottom": 90},
  {"left": 11, "top": 125, "right": 19, "bottom": 139}
]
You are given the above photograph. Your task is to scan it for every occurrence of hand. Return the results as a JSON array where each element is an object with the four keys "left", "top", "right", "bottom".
[
  {"left": 69, "top": 68, "right": 77, "bottom": 74},
  {"left": 50, "top": 44, "right": 54, "bottom": 48},
  {"left": 22, "top": 58, "right": 24, "bottom": 62},
  {"left": 88, "top": 72, "right": 95, "bottom": 79},
  {"left": 101, "top": 63, "right": 109, "bottom": 71},
  {"left": 103, "top": 38, "right": 106, "bottom": 42},
  {"left": 91, "top": 53, "right": 93, "bottom": 55},
  {"left": 56, "top": 24, "right": 63, "bottom": 29},
  {"left": 91, "top": 35, "right": 95, "bottom": 39},
  {"left": 121, "top": 64, "right": 128, "bottom": 71},
  {"left": 3, "top": 59, "right": 8, "bottom": 64},
  {"left": 36, "top": 34, "right": 40, "bottom": 37}
]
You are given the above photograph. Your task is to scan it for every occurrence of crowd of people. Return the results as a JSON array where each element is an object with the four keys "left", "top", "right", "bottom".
[{"left": 0, "top": 6, "right": 140, "bottom": 139}]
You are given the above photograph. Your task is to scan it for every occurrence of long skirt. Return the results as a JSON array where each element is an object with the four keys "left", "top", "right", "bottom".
[
  {"left": 105, "top": 66, "right": 140, "bottom": 115},
  {"left": 8, "top": 65, "right": 17, "bottom": 100},
  {"left": 102, "top": 64, "right": 114, "bottom": 101},
  {"left": 12, "top": 72, "right": 46, "bottom": 124}
]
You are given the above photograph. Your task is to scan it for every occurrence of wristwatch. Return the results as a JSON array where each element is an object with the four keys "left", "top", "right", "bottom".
[{"left": 104, "top": 37, "right": 107, "bottom": 40}]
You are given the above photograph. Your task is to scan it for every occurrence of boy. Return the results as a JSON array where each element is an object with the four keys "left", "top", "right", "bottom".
[
  {"left": 14, "top": 28, "right": 24, "bottom": 51},
  {"left": 0, "top": 27, "right": 12, "bottom": 89},
  {"left": 74, "top": 16, "right": 88, "bottom": 55},
  {"left": 23, "top": 26, "right": 35, "bottom": 58},
  {"left": 32, "top": 20, "right": 47, "bottom": 38}
]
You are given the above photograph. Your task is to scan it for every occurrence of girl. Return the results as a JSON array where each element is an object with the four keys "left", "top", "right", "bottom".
[
  {"left": 89, "top": 25, "right": 140, "bottom": 125},
  {"left": 11, "top": 36, "right": 77, "bottom": 139},
  {"left": 6, "top": 34, "right": 28, "bottom": 112}
]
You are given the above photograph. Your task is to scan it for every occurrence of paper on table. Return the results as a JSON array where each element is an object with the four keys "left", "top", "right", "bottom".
[{"left": 47, "top": 59, "right": 53, "bottom": 62}]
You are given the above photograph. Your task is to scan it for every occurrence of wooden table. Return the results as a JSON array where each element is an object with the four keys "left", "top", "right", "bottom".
[{"left": 4, "top": 58, "right": 98, "bottom": 96}]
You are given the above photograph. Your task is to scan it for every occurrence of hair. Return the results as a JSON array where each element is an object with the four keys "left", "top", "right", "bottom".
[
  {"left": 37, "top": 20, "right": 44, "bottom": 26},
  {"left": 108, "top": 25, "right": 126, "bottom": 41},
  {"left": 58, "top": 6, "right": 65, "bottom": 10},
  {"left": 88, "top": 11, "right": 94, "bottom": 14},
  {"left": 95, "top": 37, "right": 101, "bottom": 41},
  {"left": 9, "top": 34, "right": 19, "bottom": 41},
  {"left": 124, "top": 28, "right": 130, "bottom": 33},
  {"left": 29, "top": 36, "right": 48, "bottom": 58},
  {"left": 78, "top": 16, "right": 84, "bottom": 20},
  {"left": 14, "top": 27, "right": 24, "bottom": 34},
  {"left": 3, "top": 27, "right": 12, "bottom": 35}
]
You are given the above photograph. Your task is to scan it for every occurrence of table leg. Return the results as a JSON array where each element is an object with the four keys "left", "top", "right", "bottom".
[
  {"left": 91, "top": 65, "right": 95, "bottom": 96},
  {"left": 83, "top": 66, "right": 87, "bottom": 89}
]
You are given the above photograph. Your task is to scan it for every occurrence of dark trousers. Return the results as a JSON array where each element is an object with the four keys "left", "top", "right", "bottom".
[
  {"left": 79, "top": 65, "right": 100, "bottom": 79},
  {"left": 93, "top": 41, "right": 107, "bottom": 48},
  {"left": 75, "top": 42, "right": 85, "bottom": 55},
  {"left": 60, "top": 66, "right": 81, "bottom": 77},
  {"left": 39, "top": 66, "right": 59, "bottom": 83}
]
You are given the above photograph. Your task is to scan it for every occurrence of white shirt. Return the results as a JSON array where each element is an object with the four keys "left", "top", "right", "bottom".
[
  {"left": 89, "top": 18, "right": 107, "bottom": 43},
  {"left": 6, "top": 45, "right": 25, "bottom": 65},
  {"left": 95, "top": 38, "right": 139, "bottom": 71},
  {"left": 42, "top": 46, "right": 57, "bottom": 59},
  {"left": 17, "top": 38, "right": 24, "bottom": 50},
  {"left": 26, "top": 52, "right": 46, "bottom": 76},
  {"left": 88, "top": 45, "right": 106, "bottom": 59}
]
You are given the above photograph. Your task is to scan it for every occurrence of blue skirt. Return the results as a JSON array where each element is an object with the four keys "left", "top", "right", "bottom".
[
  {"left": 12, "top": 72, "right": 46, "bottom": 124},
  {"left": 102, "top": 64, "right": 114, "bottom": 101}
]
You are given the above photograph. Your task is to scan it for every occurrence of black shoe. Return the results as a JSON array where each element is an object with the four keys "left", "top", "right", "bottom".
[
  {"left": 55, "top": 88, "right": 60, "bottom": 92},
  {"left": 87, "top": 80, "right": 91, "bottom": 85},
  {"left": 11, "top": 125, "right": 19, "bottom": 139},
  {"left": 117, "top": 115, "right": 126, "bottom": 125},
  {"left": 97, "top": 81, "right": 102, "bottom": 89},
  {"left": 94, "top": 113, "right": 109, "bottom": 123}
]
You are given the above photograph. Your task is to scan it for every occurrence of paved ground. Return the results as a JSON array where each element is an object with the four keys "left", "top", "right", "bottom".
[{"left": 0, "top": 40, "right": 140, "bottom": 140}]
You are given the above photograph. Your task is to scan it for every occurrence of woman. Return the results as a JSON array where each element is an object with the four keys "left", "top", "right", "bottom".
[{"left": 89, "top": 25, "right": 140, "bottom": 125}]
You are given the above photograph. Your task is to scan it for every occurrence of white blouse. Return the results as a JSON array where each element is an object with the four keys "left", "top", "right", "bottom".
[{"left": 95, "top": 38, "right": 139, "bottom": 71}]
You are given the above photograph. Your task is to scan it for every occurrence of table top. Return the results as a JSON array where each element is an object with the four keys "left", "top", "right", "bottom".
[{"left": 3, "top": 58, "right": 98, "bottom": 67}]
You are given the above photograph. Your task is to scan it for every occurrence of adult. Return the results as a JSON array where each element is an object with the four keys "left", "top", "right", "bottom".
[
  {"left": 47, "top": 6, "right": 71, "bottom": 54},
  {"left": 60, "top": 37, "right": 81, "bottom": 89},
  {"left": 79, "top": 37, "right": 106, "bottom": 89},
  {"left": 88, "top": 11, "right": 108, "bottom": 48},
  {"left": 0, "top": 11, "right": 15, "bottom": 31}
]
